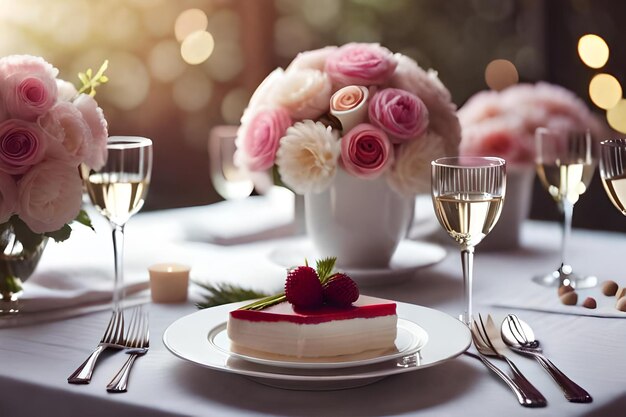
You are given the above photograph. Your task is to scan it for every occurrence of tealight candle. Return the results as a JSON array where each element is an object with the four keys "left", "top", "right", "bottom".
[{"left": 148, "top": 263, "right": 190, "bottom": 303}]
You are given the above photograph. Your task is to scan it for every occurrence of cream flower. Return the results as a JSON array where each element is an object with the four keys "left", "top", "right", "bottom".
[
  {"left": 273, "top": 68, "right": 332, "bottom": 120},
  {"left": 276, "top": 120, "right": 340, "bottom": 194},
  {"left": 387, "top": 131, "right": 447, "bottom": 196}
]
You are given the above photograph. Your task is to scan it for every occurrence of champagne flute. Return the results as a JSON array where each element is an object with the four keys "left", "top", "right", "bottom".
[
  {"left": 600, "top": 138, "right": 626, "bottom": 217},
  {"left": 534, "top": 128, "right": 597, "bottom": 288},
  {"left": 208, "top": 125, "right": 254, "bottom": 200},
  {"left": 84, "top": 136, "right": 153, "bottom": 314},
  {"left": 431, "top": 156, "right": 506, "bottom": 325}
]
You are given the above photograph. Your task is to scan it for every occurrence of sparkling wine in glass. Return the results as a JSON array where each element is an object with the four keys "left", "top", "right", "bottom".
[
  {"left": 84, "top": 136, "right": 152, "bottom": 313},
  {"left": 534, "top": 128, "right": 597, "bottom": 288},
  {"left": 431, "top": 156, "right": 506, "bottom": 325},
  {"left": 600, "top": 138, "right": 626, "bottom": 216}
]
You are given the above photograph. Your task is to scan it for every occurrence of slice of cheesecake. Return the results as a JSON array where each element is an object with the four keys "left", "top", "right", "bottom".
[{"left": 227, "top": 295, "right": 397, "bottom": 358}]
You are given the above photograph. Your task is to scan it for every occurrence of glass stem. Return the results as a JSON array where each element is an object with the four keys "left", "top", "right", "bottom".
[
  {"left": 111, "top": 222, "right": 126, "bottom": 314},
  {"left": 460, "top": 246, "right": 475, "bottom": 326},
  {"left": 559, "top": 201, "right": 574, "bottom": 272}
]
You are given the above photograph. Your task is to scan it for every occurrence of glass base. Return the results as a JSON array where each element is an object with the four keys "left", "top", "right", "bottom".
[
  {"left": 532, "top": 264, "right": 598, "bottom": 289},
  {"left": 0, "top": 298, "right": 20, "bottom": 315}
]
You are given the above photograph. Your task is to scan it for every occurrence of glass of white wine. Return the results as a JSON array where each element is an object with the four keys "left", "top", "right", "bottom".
[
  {"left": 600, "top": 138, "right": 626, "bottom": 217},
  {"left": 208, "top": 125, "right": 255, "bottom": 200},
  {"left": 534, "top": 128, "right": 597, "bottom": 288},
  {"left": 84, "top": 136, "right": 152, "bottom": 314},
  {"left": 431, "top": 156, "right": 506, "bottom": 325}
]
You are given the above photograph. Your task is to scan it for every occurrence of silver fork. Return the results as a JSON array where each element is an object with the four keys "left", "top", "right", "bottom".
[
  {"left": 106, "top": 307, "right": 149, "bottom": 393},
  {"left": 68, "top": 309, "right": 125, "bottom": 384},
  {"left": 472, "top": 314, "right": 547, "bottom": 407}
]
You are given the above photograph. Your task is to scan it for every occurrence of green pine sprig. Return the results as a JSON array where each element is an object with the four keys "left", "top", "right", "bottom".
[{"left": 195, "top": 282, "right": 268, "bottom": 309}]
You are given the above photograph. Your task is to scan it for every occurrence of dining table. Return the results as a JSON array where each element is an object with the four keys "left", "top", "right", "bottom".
[{"left": 1, "top": 189, "right": 625, "bottom": 417}]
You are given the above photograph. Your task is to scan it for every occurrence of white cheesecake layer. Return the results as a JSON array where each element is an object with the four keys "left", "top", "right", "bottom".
[{"left": 227, "top": 315, "right": 397, "bottom": 358}]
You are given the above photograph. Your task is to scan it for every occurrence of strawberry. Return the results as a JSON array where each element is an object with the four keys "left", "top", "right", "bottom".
[
  {"left": 323, "top": 273, "right": 359, "bottom": 306},
  {"left": 284, "top": 266, "right": 323, "bottom": 308}
]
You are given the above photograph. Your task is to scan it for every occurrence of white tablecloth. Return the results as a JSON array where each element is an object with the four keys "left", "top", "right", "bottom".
[{"left": 1, "top": 198, "right": 625, "bottom": 417}]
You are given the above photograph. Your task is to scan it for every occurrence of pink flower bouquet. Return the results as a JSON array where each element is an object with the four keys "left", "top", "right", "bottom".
[
  {"left": 458, "top": 82, "right": 604, "bottom": 165},
  {"left": 234, "top": 43, "right": 461, "bottom": 196},
  {"left": 0, "top": 55, "right": 108, "bottom": 249}
]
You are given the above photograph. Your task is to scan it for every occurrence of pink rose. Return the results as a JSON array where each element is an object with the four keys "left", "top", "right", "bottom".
[
  {"left": 39, "top": 101, "right": 91, "bottom": 165},
  {"left": 341, "top": 123, "right": 393, "bottom": 179},
  {"left": 17, "top": 159, "right": 82, "bottom": 233},
  {"left": 236, "top": 107, "right": 291, "bottom": 171},
  {"left": 324, "top": 43, "right": 397, "bottom": 87},
  {"left": 73, "top": 94, "right": 108, "bottom": 170},
  {"left": 330, "top": 85, "right": 369, "bottom": 132},
  {"left": 0, "top": 119, "right": 47, "bottom": 175},
  {"left": 0, "top": 55, "right": 58, "bottom": 121},
  {"left": 0, "top": 171, "right": 18, "bottom": 223},
  {"left": 368, "top": 88, "right": 429, "bottom": 143}
]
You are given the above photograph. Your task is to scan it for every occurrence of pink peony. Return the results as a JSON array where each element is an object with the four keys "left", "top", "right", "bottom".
[
  {"left": 0, "top": 119, "right": 47, "bottom": 175},
  {"left": 0, "top": 171, "right": 18, "bottom": 223},
  {"left": 459, "top": 117, "right": 533, "bottom": 164},
  {"left": 38, "top": 101, "right": 91, "bottom": 165},
  {"left": 17, "top": 159, "right": 83, "bottom": 233},
  {"left": 73, "top": 94, "right": 108, "bottom": 170},
  {"left": 368, "top": 88, "right": 429, "bottom": 142},
  {"left": 236, "top": 107, "right": 291, "bottom": 172},
  {"left": 0, "top": 55, "right": 58, "bottom": 121},
  {"left": 324, "top": 43, "right": 397, "bottom": 87},
  {"left": 341, "top": 123, "right": 393, "bottom": 179}
]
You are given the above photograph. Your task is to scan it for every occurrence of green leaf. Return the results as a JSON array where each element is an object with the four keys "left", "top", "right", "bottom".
[
  {"left": 75, "top": 209, "right": 95, "bottom": 231},
  {"left": 316, "top": 257, "right": 337, "bottom": 284},
  {"left": 78, "top": 72, "right": 89, "bottom": 86},
  {"left": 44, "top": 224, "right": 72, "bottom": 243},
  {"left": 195, "top": 282, "right": 269, "bottom": 309},
  {"left": 86, "top": 68, "right": 93, "bottom": 78},
  {"left": 94, "top": 60, "right": 109, "bottom": 79},
  {"left": 8, "top": 216, "right": 45, "bottom": 253},
  {"left": 99, "top": 75, "right": 109, "bottom": 83}
]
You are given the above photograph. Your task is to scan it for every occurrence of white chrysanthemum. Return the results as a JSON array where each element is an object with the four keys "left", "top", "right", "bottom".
[
  {"left": 276, "top": 120, "right": 340, "bottom": 194},
  {"left": 387, "top": 131, "right": 446, "bottom": 196}
]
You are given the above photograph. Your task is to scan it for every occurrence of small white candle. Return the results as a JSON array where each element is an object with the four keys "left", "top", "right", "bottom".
[{"left": 148, "top": 263, "right": 190, "bottom": 303}]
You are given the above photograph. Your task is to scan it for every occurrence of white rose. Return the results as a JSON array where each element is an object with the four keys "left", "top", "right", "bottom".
[
  {"left": 273, "top": 68, "right": 332, "bottom": 120},
  {"left": 17, "top": 160, "right": 82, "bottom": 233},
  {"left": 276, "top": 120, "right": 340, "bottom": 194},
  {"left": 387, "top": 131, "right": 447, "bottom": 196},
  {"left": 56, "top": 79, "right": 78, "bottom": 102}
]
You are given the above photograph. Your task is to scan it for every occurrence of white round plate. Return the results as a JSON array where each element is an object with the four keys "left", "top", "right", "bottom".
[
  {"left": 163, "top": 301, "right": 470, "bottom": 390},
  {"left": 267, "top": 239, "right": 446, "bottom": 285},
  {"left": 212, "top": 318, "right": 427, "bottom": 369}
]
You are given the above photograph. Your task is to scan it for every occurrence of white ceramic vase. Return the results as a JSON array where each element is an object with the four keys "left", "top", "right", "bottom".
[
  {"left": 304, "top": 167, "right": 415, "bottom": 268},
  {"left": 480, "top": 165, "right": 535, "bottom": 251}
]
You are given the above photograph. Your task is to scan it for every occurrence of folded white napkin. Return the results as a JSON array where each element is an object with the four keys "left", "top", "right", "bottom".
[{"left": 485, "top": 281, "right": 626, "bottom": 319}]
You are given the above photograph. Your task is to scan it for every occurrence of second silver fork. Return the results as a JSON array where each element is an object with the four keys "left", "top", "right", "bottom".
[
  {"left": 473, "top": 314, "right": 547, "bottom": 407},
  {"left": 106, "top": 307, "right": 149, "bottom": 393}
]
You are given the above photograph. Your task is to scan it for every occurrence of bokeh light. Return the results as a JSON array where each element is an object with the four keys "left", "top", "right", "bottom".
[
  {"left": 607, "top": 99, "right": 626, "bottom": 134},
  {"left": 221, "top": 88, "right": 249, "bottom": 124},
  {"left": 589, "top": 73, "right": 622, "bottom": 110},
  {"left": 149, "top": 40, "right": 186, "bottom": 82},
  {"left": 101, "top": 52, "right": 151, "bottom": 110},
  {"left": 175, "top": 8, "right": 209, "bottom": 42},
  {"left": 172, "top": 69, "right": 213, "bottom": 112},
  {"left": 180, "top": 30, "right": 215, "bottom": 65},
  {"left": 578, "top": 34, "right": 609, "bottom": 69},
  {"left": 484, "top": 59, "right": 518, "bottom": 91},
  {"left": 205, "top": 40, "right": 243, "bottom": 82}
]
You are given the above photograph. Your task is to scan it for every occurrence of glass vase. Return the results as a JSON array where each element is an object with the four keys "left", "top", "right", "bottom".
[{"left": 0, "top": 224, "right": 48, "bottom": 314}]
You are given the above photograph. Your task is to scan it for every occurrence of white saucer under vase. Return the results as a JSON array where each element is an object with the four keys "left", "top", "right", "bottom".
[{"left": 304, "top": 167, "right": 415, "bottom": 269}]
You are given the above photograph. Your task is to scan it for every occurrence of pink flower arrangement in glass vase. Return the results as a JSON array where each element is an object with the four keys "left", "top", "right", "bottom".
[
  {"left": 458, "top": 82, "right": 605, "bottom": 165},
  {"left": 0, "top": 55, "right": 109, "bottom": 250},
  {"left": 234, "top": 43, "right": 461, "bottom": 196}
]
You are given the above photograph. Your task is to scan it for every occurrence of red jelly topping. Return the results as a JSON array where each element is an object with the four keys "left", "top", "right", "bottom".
[{"left": 230, "top": 295, "right": 396, "bottom": 325}]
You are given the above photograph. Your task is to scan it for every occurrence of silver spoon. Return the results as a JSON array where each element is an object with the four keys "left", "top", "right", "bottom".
[{"left": 501, "top": 314, "right": 592, "bottom": 403}]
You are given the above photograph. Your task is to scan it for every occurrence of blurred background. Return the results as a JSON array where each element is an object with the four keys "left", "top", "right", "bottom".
[{"left": 2, "top": 0, "right": 625, "bottom": 231}]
